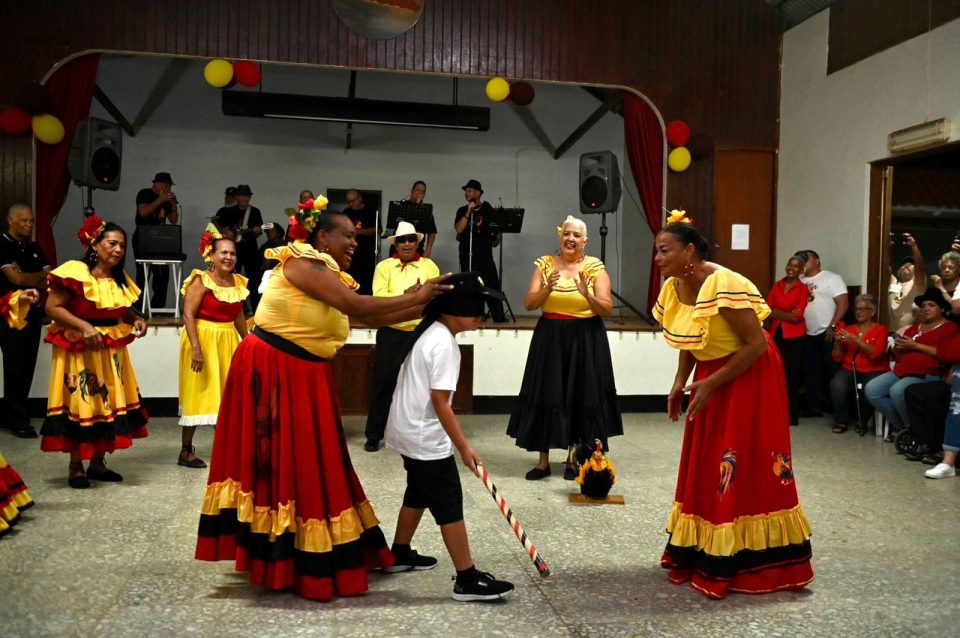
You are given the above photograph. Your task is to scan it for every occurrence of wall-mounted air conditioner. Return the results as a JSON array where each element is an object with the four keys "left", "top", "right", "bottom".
[{"left": 888, "top": 118, "right": 951, "bottom": 154}]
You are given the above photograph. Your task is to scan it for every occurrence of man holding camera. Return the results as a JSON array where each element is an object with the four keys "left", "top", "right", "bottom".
[{"left": 134, "top": 171, "right": 179, "bottom": 309}]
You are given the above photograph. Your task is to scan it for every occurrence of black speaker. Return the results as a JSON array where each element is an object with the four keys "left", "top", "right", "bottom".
[
  {"left": 68, "top": 117, "right": 122, "bottom": 191},
  {"left": 579, "top": 151, "right": 621, "bottom": 214},
  {"left": 134, "top": 226, "right": 185, "bottom": 260}
]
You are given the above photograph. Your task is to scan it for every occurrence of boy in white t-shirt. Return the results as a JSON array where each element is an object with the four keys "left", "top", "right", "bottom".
[{"left": 384, "top": 272, "right": 515, "bottom": 602}]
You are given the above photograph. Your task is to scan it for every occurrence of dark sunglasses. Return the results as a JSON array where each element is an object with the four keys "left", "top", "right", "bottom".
[{"left": 396, "top": 235, "right": 418, "bottom": 244}]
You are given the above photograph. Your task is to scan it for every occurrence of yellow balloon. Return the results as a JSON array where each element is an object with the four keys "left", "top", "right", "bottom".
[
  {"left": 204, "top": 58, "right": 234, "bottom": 88},
  {"left": 32, "top": 114, "right": 65, "bottom": 145},
  {"left": 668, "top": 147, "right": 692, "bottom": 172},
  {"left": 485, "top": 77, "right": 510, "bottom": 102}
]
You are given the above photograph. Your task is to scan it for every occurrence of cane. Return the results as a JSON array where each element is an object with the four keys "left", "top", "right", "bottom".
[
  {"left": 851, "top": 356, "right": 865, "bottom": 436},
  {"left": 476, "top": 463, "right": 551, "bottom": 578}
]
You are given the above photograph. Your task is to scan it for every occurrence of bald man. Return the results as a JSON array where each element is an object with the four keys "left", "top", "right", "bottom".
[{"left": 0, "top": 204, "right": 50, "bottom": 438}]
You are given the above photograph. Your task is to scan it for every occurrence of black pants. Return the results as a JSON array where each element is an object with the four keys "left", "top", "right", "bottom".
[
  {"left": 829, "top": 369, "right": 883, "bottom": 427},
  {"left": 905, "top": 380, "right": 950, "bottom": 450},
  {"left": 458, "top": 254, "right": 505, "bottom": 322},
  {"left": 134, "top": 261, "right": 169, "bottom": 309},
  {"left": 773, "top": 330, "right": 804, "bottom": 425},
  {"left": 365, "top": 326, "right": 414, "bottom": 442},
  {"left": 238, "top": 257, "right": 261, "bottom": 313},
  {"left": 0, "top": 308, "right": 42, "bottom": 428},
  {"left": 802, "top": 332, "right": 837, "bottom": 412}
]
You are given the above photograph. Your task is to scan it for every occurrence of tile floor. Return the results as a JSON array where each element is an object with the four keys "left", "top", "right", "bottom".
[{"left": 1, "top": 414, "right": 958, "bottom": 637}]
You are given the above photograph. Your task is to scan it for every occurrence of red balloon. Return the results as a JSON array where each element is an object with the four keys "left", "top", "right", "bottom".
[
  {"left": 0, "top": 107, "right": 32, "bottom": 136},
  {"left": 665, "top": 120, "right": 691, "bottom": 147},
  {"left": 508, "top": 81, "right": 535, "bottom": 106},
  {"left": 233, "top": 60, "right": 261, "bottom": 87}
]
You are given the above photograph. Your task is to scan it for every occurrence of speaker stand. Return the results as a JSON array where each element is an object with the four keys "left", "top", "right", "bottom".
[
  {"left": 597, "top": 211, "right": 656, "bottom": 326},
  {"left": 82, "top": 186, "right": 96, "bottom": 218}
]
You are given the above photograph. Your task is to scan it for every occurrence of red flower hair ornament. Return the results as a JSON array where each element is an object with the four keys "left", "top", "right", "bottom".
[
  {"left": 77, "top": 214, "right": 107, "bottom": 248},
  {"left": 285, "top": 194, "right": 329, "bottom": 242},
  {"left": 198, "top": 229, "right": 222, "bottom": 264}
]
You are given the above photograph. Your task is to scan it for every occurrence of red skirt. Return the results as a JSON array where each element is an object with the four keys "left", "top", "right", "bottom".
[
  {"left": 195, "top": 333, "right": 394, "bottom": 600},
  {"left": 661, "top": 333, "right": 814, "bottom": 599}
]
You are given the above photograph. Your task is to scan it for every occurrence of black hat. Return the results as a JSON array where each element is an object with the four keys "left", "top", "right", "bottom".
[
  {"left": 153, "top": 172, "right": 174, "bottom": 185},
  {"left": 225, "top": 186, "right": 237, "bottom": 195},
  {"left": 913, "top": 286, "right": 951, "bottom": 314},
  {"left": 425, "top": 271, "right": 505, "bottom": 317},
  {"left": 461, "top": 179, "right": 483, "bottom": 194},
  {"left": 235, "top": 184, "right": 253, "bottom": 196}
]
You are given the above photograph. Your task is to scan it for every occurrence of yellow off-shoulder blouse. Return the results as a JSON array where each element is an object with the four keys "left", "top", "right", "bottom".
[
  {"left": 180, "top": 269, "right": 249, "bottom": 303},
  {"left": 534, "top": 255, "right": 606, "bottom": 318},
  {"left": 254, "top": 242, "right": 358, "bottom": 359},
  {"left": 653, "top": 268, "right": 769, "bottom": 361}
]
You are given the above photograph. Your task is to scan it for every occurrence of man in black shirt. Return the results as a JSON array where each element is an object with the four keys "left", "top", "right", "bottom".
[
  {"left": 0, "top": 204, "right": 50, "bottom": 438},
  {"left": 343, "top": 189, "right": 379, "bottom": 295},
  {"left": 454, "top": 179, "right": 505, "bottom": 321},
  {"left": 134, "top": 171, "right": 180, "bottom": 309},
  {"left": 212, "top": 184, "right": 263, "bottom": 311}
]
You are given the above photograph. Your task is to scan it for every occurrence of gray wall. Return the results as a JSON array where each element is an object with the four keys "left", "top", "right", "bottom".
[{"left": 58, "top": 56, "right": 647, "bottom": 313}]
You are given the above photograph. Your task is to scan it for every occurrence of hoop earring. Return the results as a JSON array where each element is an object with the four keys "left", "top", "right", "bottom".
[
  {"left": 682, "top": 261, "right": 695, "bottom": 277},
  {"left": 555, "top": 248, "right": 561, "bottom": 256}
]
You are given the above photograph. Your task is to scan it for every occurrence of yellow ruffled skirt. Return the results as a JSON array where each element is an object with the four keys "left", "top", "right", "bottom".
[
  {"left": 178, "top": 319, "right": 240, "bottom": 426},
  {"left": 0, "top": 451, "right": 33, "bottom": 537}
]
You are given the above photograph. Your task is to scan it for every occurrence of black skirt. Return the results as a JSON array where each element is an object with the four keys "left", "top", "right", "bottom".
[{"left": 506, "top": 315, "right": 623, "bottom": 451}]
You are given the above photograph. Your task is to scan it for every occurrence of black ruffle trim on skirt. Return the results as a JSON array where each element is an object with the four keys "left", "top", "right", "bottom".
[{"left": 506, "top": 315, "right": 623, "bottom": 452}]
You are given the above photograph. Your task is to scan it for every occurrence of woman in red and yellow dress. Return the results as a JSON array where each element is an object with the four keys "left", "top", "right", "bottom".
[
  {"left": 0, "top": 288, "right": 40, "bottom": 535},
  {"left": 177, "top": 232, "right": 248, "bottom": 468},
  {"left": 652, "top": 212, "right": 813, "bottom": 599},
  {"left": 40, "top": 216, "right": 149, "bottom": 489},
  {"left": 196, "top": 196, "right": 449, "bottom": 601}
]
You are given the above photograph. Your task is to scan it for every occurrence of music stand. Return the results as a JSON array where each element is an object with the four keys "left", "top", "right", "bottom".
[{"left": 485, "top": 207, "right": 524, "bottom": 322}]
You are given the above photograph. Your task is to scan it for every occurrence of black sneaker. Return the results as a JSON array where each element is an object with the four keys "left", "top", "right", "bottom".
[
  {"left": 384, "top": 549, "right": 438, "bottom": 573},
  {"left": 452, "top": 571, "right": 514, "bottom": 601}
]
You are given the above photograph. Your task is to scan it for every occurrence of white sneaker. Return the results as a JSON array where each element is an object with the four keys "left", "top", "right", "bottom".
[{"left": 924, "top": 463, "right": 956, "bottom": 479}]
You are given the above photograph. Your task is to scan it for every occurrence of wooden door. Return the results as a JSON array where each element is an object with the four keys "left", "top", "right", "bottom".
[{"left": 712, "top": 150, "right": 776, "bottom": 293}]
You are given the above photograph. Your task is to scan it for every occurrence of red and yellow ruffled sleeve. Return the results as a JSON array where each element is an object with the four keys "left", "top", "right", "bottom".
[
  {"left": 266, "top": 241, "right": 359, "bottom": 291},
  {"left": 180, "top": 269, "right": 250, "bottom": 302},
  {"left": 0, "top": 290, "right": 31, "bottom": 330},
  {"left": 47, "top": 260, "right": 140, "bottom": 310}
]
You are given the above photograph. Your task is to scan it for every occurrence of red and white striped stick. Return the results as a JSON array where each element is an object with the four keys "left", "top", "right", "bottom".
[{"left": 476, "top": 463, "right": 551, "bottom": 578}]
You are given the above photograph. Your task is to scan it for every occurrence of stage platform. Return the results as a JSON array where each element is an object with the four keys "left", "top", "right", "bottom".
[{"left": 11, "top": 315, "right": 673, "bottom": 417}]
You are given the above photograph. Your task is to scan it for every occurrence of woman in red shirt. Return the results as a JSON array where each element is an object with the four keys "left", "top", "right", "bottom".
[
  {"left": 829, "top": 294, "right": 889, "bottom": 433},
  {"left": 865, "top": 287, "right": 958, "bottom": 440},
  {"left": 766, "top": 255, "right": 808, "bottom": 425}
]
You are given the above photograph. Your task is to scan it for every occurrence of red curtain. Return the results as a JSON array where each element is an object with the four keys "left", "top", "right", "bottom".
[
  {"left": 622, "top": 91, "right": 665, "bottom": 311},
  {"left": 35, "top": 54, "right": 101, "bottom": 265}
]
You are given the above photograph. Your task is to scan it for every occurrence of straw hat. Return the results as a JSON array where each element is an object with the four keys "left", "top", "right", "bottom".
[{"left": 387, "top": 221, "right": 424, "bottom": 246}]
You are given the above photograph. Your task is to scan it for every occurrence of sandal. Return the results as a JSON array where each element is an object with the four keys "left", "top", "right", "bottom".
[
  {"left": 177, "top": 445, "right": 208, "bottom": 469},
  {"left": 68, "top": 461, "right": 90, "bottom": 489},
  {"left": 563, "top": 463, "right": 577, "bottom": 481},
  {"left": 86, "top": 458, "right": 123, "bottom": 482},
  {"left": 832, "top": 425, "right": 848, "bottom": 434}
]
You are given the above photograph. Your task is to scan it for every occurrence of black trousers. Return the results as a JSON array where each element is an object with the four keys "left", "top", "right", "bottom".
[
  {"left": 458, "top": 253, "right": 505, "bottom": 322},
  {"left": 802, "top": 332, "right": 838, "bottom": 412},
  {"left": 365, "top": 326, "right": 415, "bottom": 442},
  {"left": 0, "top": 308, "right": 43, "bottom": 428},
  {"left": 238, "top": 256, "right": 261, "bottom": 313},
  {"left": 134, "top": 261, "right": 170, "bottom": 309},
  {"left": 829, "top": 369, "right": 883, "bottom": 426},
  {"left": 905, "top": 380, "right": 950, "bottom": 450},
  {"left": 773, "top": 329, "right": 804, "bottom": 425}
]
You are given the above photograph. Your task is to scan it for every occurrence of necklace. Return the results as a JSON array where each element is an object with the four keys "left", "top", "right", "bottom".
[{"left": 913, "top": 320, "right": 945, "bottom": 340}]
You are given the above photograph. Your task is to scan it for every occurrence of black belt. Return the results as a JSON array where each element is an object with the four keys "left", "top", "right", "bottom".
[
  {"left": 87, "top": 318, "right": 120, "bottom": 327},
  {"left": 252, "top": 326, "right": 327, "bottom": 362}
]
